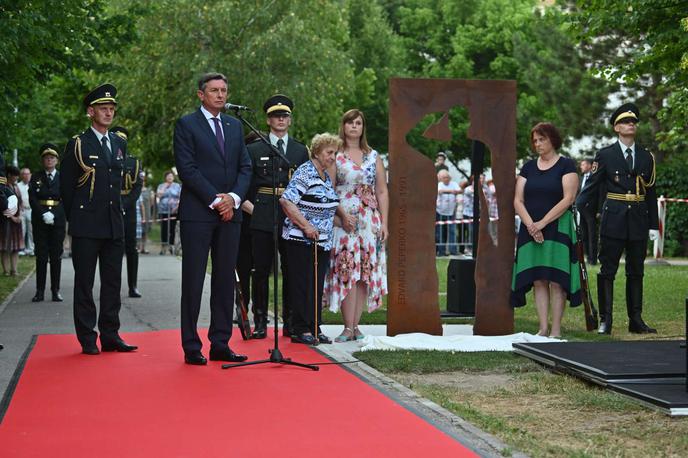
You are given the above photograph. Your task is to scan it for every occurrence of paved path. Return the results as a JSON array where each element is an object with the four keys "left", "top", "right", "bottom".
[{"left": 0, "top": 249, "right": 523, "bottom": 457}]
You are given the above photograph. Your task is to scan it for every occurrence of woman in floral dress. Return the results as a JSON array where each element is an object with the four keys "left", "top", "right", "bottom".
[{"left": 325, "top": 109, "right": 389, "bottom": 342}]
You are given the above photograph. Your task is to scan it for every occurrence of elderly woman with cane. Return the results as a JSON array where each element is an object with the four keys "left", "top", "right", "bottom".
[{"left": 280, "top": 133, "right": 342, "bottom": 345}]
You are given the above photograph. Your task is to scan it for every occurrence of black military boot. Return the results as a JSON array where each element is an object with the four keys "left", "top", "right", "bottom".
[
  {"left": 597, "top": 274, "right": 613, "bottom": 334},
  {"left": 50, "top": 260, "right": 63, "bottom": 301},
  {"left": 33, "top": 261, "right": 47, "bottom": 302},
  {"left": 127, "top": 256, "right": 142, "bottom": 298},
  {"left": 251, "top": 279, "right": 268, "bottom": 339},
  {"left": 626, "top": 279, "right": 657, "bottom": 333}
]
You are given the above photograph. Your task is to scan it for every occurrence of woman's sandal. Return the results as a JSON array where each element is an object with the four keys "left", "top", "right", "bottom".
[
  {"left": 335, "top": 327, "right": 354, "bottom": 343},
  {"left": 353, "top": 326, "right": 365, "bottom": 341}
]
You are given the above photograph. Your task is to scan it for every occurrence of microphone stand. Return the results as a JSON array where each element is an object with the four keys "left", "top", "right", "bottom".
[{"left": 223, "top": 107, "right": 318, "bottom": 371}]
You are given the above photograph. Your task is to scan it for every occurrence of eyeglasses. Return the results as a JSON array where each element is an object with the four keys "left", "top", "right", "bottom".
[{"left": 617, "top": 119, "right": 638, "bottom": 125}]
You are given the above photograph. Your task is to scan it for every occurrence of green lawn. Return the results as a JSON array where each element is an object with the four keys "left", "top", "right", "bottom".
[{"left": 0, "top": 256, "right": 36, "bottom": 304}]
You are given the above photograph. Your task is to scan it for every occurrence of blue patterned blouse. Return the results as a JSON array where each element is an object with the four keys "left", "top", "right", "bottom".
[{"left": 281, "top": 160, "right": 339, "bottom": 250}]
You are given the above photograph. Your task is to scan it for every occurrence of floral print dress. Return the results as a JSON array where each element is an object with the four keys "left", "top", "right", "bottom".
[{"left": 324, "top": 150, "right": 387, "bottom": 312}]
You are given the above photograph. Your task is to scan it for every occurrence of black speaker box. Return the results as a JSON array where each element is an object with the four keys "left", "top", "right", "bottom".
[{"left": 446, "top": 258, "right": 475, "bottom": 316}]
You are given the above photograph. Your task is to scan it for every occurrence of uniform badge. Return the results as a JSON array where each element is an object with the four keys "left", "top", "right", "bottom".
[
  {"left": 614, "top": 175, "right": 620, "bottom": 183},
  {"left": 591, "top": 161, "right": 598, "bottom": 173},
  {"left": 116, "top": 148, "right": 124, "bottom": 161}
]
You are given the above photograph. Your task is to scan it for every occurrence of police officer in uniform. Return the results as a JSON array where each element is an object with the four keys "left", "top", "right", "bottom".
[
  {"left": 60, "top": 83, "right": 138, "bottom": 354},
  {"left": 29, "top": 144, "right": 66, "bottom": 302},
  {"left": 111, "top": 126, "right": 143, "bottom": 298},
  {"left": 245, "top": 95, "right": 309, "bottom": 338},
  {"left": 576, "top": 103, "right": 659, "bottom": 335}
]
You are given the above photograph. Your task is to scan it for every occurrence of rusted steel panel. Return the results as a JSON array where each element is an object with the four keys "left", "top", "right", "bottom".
[{"left": 388, "top": 78, "right": 516, "bottom": 336}]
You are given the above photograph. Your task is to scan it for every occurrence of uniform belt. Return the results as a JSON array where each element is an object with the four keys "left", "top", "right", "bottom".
[
  {"left": 121, "top": 189, "right": 131, "bottom": 195},
  {"left": 39, "top": 199, "right": 60, "bottom": 206},
  {"left": 257, "top": 186, "right": 285, "bottom": 196},
  {"left": 607, "top": 192, "right": 645, "bottom": 202}
]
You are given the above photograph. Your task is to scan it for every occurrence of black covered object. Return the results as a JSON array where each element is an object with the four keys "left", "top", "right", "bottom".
[{"left": 446, "top": 259, "right": 475, "bottom": 316}]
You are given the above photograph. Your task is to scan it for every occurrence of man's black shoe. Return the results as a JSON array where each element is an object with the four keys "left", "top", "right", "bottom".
[
  {"left": 82, "top": 344, "right": 100, "bottom": 355},
  {"left": 629, "top": 320, "right": 657, "bottom": 334},
  {"left": 317, "top": 334, "right": 332, "bottom": 344},
  {"left": 101, "top": 339, "right": 138, "bottom": 352},
  {"left": 209, "top": 347, "right": 248, "bottom": 362},
  {"left": 31, "top": 292, "right": 44, "bottom": 302},
  {"left": 128, "top": 288, "right": 142, "bottom": 298},
  {"left": 291, "top": 334, "right": 317, "bottom": 345},
  {"left": 184, "top": 351, "right": 207, "bottom": 365},
  {"left": 251, "top": 328, "right": 267, "bottom": 339},
  {"left": 52, "top": 291, "right": 63, "bottom": 302}
]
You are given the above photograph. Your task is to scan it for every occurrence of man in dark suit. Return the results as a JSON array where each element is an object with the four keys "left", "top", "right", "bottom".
[
  {"left": 111, "top": 126, "right": 143, "bottom": 298},
  {"left": 174, "top": 72, "right": 252, "bottom": 365},
  {"left": 576, "top": 102, "right": 659, "bottom": 335},
  {"left": 577, "top": 157, "right": 598, "bottom": 265},
  {"left": 61, "top": 83, "right": 138, "bottom": 355},
  {"left": 29, "top": 144, "right": 66, "bottom": 302},
  {"left": 245, "top": 95, "right": 309, "bottom": 338}
]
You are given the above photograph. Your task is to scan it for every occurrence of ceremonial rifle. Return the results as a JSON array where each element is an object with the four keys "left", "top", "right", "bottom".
[
  {"left": 234, "top": 270, "right": 252, "bottom": 340},
  {"left": 572, "top": 206, "right": 599, "bottom": 331}
]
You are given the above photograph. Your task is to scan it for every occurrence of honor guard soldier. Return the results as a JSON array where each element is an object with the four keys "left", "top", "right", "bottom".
[
  {"left": 60, "top": 83, "right": 138, "bottom": 355},
  {"left": 246, "top": 95, "right": 309, "bottom": 338},
  {"left": 29, "top": 144, "right": 66, "bottom": 302},
  {"left": 576, "top": 103, "right": 659, "bottom": 335},
  {"left": 111, "top": 126, "right": 143, "bottom": 298}
]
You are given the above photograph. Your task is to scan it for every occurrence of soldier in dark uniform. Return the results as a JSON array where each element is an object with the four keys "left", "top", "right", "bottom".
[
  {"left": 245, "top": 95, "right": 309, "bottom": 338},
  {"left": 576, "top": 103, "right": 659, "bottom": 335},
  {"left": 60, "top": 83, "right": 138, "bottom": 354},
  {"left": 111, "top": 126, "right": 143, "bottom": 298},
  {"left": 29, "top": 144, "right": 66, "bottom": 302}
]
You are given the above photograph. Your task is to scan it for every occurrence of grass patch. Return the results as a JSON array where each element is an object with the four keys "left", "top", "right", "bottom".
[{"left": 0, "top": 256, "right": 35, "bottom": 304}]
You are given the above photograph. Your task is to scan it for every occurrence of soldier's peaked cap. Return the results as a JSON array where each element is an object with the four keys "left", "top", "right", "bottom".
[
  {"left": 39, "top": 143, "right": 60, "bottom": 158},
  {"left": 110, "top": 126, "right": 129, "bottom": 141},
  {"left": 83, "top": 83, "right": 117, "bottom": 108},
  {"left": 264, "top": 94, "right": 293, "bottom": 116},
  {"left": 610, "top": 103, "right": 639, "bottom": 126}
]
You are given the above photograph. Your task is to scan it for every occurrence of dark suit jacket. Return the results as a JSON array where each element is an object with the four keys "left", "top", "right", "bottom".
[
  {"left": 173, "top": 109, "right": 252, "bottom": 222},
  {"left": 29, "top": 170, "right": 66, "bottom": 227},
  {"left": 247, "top": 137, "right": 309, "bottom": 232},
  {"left": 576, "top": 142, "right": 658, "bottom": 241}
]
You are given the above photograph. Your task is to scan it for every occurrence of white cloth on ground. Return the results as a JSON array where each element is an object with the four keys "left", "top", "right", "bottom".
[{"left": 359, "top": 332, "right": 564, "bottom": 352}]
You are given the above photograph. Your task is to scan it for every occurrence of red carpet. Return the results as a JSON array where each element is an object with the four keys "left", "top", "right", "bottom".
[{"left": 0, "top": 329, "right": 476, "bottom": 457}]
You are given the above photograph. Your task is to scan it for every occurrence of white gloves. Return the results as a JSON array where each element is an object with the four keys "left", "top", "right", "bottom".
[
  {"left": 43, "top": 211, "right": 55, "bottom": 225},
  {"left": 3, "top": 195, "right": 18, "bottom": 216},
  {"left": 648, "top": 229, "right": 659, "bottom": 241}
]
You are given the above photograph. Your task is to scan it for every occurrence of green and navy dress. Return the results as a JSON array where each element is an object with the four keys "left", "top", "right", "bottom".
[{"left": 511, "top": 157, "right": 581, "bottom": 308}]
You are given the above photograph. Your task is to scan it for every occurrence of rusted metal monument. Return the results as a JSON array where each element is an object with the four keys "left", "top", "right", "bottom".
[{"left": 387, "top": 78, "right": 516, "bottom": 336}]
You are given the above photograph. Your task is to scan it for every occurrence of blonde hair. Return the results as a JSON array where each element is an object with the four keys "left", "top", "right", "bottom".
[
  {"left": 310, "top": 133, "right": 342, "bottom": 158},
  {"left": 339, "top": 109, "right": 371, "bottom": 153}
]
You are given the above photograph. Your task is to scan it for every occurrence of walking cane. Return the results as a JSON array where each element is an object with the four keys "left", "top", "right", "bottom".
[{"left": 313, "top": 239, "right": 320, "bottom": 345}]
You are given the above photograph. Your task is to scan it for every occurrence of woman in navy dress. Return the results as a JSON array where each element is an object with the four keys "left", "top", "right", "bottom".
[{"left": 512, "top": 123, "right": 581, "bottom": 338}]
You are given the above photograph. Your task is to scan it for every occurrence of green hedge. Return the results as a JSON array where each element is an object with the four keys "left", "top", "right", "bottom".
[{"left": 655, "top": 155, "right": 688, "bottom": 256}]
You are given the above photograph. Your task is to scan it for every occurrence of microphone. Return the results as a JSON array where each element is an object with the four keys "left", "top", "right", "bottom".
[{"left": 224, "top": 102, "right": 252, "bottom": 112}]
